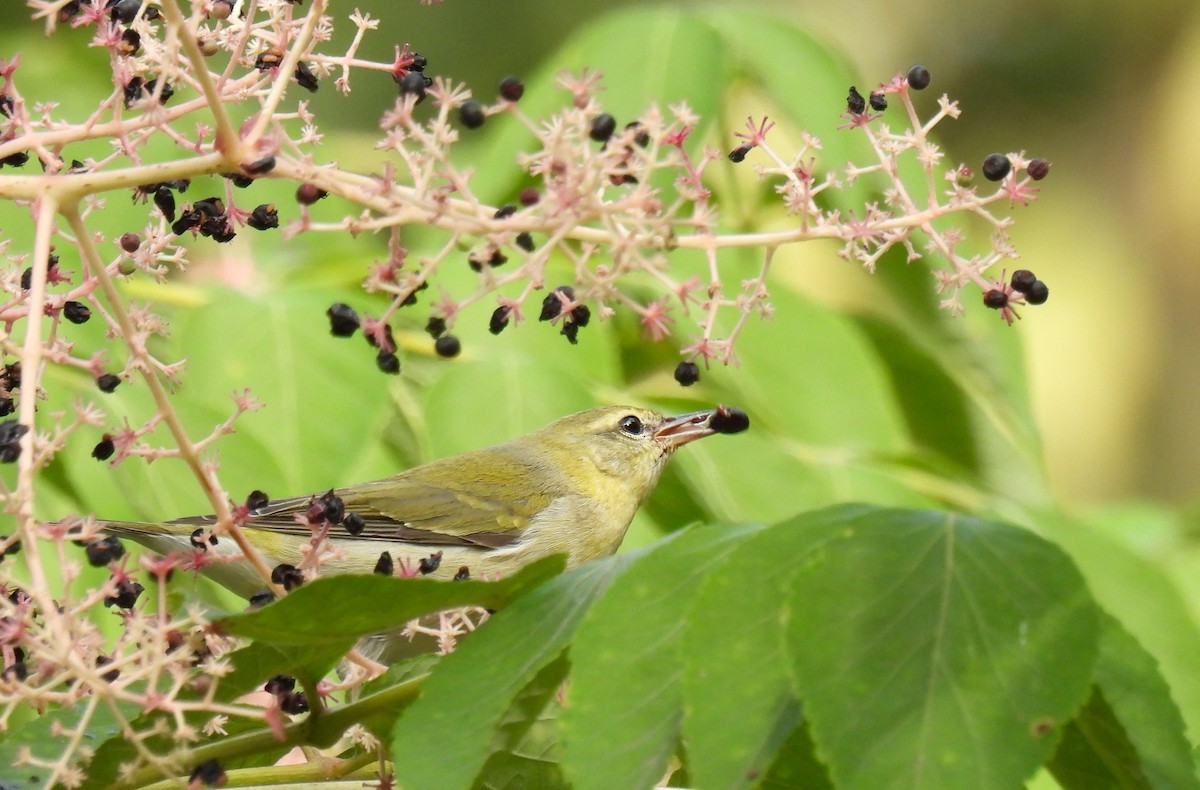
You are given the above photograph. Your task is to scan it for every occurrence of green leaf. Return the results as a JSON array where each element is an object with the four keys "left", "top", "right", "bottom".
[
  {"left": 391, "top": 553, "right": 635, "bottom": 790},
  {"left": 681, "top": 506, "right": 873, "bottom": 789},
  {"left": 785, "top": 507, "right": 1101, "bottom": 790},
  {"left": 0, "top": 698, "right": 139, "bottom": 790},
  {"left": 1048, "top": 613, "right": 1200, "bottom": 790},
  {"left": 560, "top": 522, "right": 766, "bottom": 790},
  {"left": 1038, "top": 509, "right": 1200, "bottom": 741},
  {"left": 758, "top": 718, "right": 835, "bottom": 790},
  {"left": 475, "top": 655, "right": 571, "bottom": 790},
  {"left": 219, "top": 554, "right": 565, "bottom": 645}
]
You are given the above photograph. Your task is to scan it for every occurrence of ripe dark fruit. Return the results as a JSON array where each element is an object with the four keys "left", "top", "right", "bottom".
[
  {"left": 459, "top": 100, "right": 486, "bottom": 129},
  {"left": 280, "top": 691, "right": 308, "bottom": 714},
  {"left": 419, "top": 551, "right": 443, "bottom": 575},
  {"left": 493, "top": 204, "right": 517, "bottom": 220},
  {"left": 674, "top": 360, "right": 700, "bottom": 387},
  {"left": 105, "top": 578, "right": 144, "bottom": 609},
  {"left": 499, "top": 76, "right": 524, "bottom": 101},
  {"left": 425, "top": 316, "right": 447, "bottom": 338},
  {"left": 1024, "top": 280, "right": 1049, "bottom": 305},
  {"left": 294, "top": 63, "right": 319, "bottom": 93},
  {"left": 86, "top": 536, "right": 125, "bottom": 566},
  {"left": 154, "top": 187, "right": 176, "bottom": 221},
  {"left": 982, "top": 153, "right": 1012, "bottom": 182},
  {"left": 1010, "top": 269, "right": 1037, "bottom": 294},
  {"left": 343, "top": 512, "right": 365, "bottom": 536},
  {"left": 296, "top": 183, "right": 327, "bottom": 205},
  {"left": 435, "top": 335, "right": 461, "bottom": 358},
  {"left": 398, "top": 71, "right": 427, "bottom": 101},
  {"left": 119, "top": 233, "right": 140, "bottom": 253},
  {"left": 264, "top": 675, "right": 296, "bottom": 695},
  {"left": 246, "top": 490, "right": 270, "bottom": 511},
  {"left": 454, "top": 566, "right": 470, "bottom": 581},
  {"left": 489, "top": 306, "right": 511, "bottom": 335},
  {"left": 1027, "top": 158, "right": 1051, "bottom": 181},
  {"left": 248, "top": 591, "right": 275, "bottom": 608},
  {"left": 376, "top": 350, "right": 401, "bottom": 375},
  {"left": 906, "top": 65, "right": 931, "bottom": 90},
  {"left": 374, "top": 551, "right": 393, "bottom": 576},
  {"left": 515, "top": 232, "right": 535, "bottom": 252},
  {"left": 271, "top": 563, "right": 304, "bottom": 591},
  {"left": 325, "top": 303, "right": 359, "bottom": 337},
  {"left": 846, "top": 86, "right": 866, "bottom": 115},
  {"left": 589, "top": 113, "right": 616, "bottom": 142},
  {"left": 869, "top": 91, "right": 888, "bottom": 111},
  {"left": 983, "top": 289, "right": 1009, "bottom": 309},
  {"left": 190, "top": 759, "right": 227, "bottom": 788},
  {"left": 710, "top": 405, "right": 750, "bottom": 434},
  {"left": 728, "top": 145, "right": 752, "bottom": 163},
  {"left": 248, "top": 204, "right": 279, "bottom": 231},
  {"left": 540, "top": 286, "right": 574, "bottom": 321},
  {"left": 518, "top": 188, "right": 540, "bottom": 206},
  {"left": 64, "top": 301, "right": 91, "bottom": 324},
  {"left": 97, "top": 373, "right": 121, "bottom": 393}
]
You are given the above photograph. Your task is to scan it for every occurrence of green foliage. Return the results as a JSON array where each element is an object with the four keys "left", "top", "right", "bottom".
[{"left": 4, "top": 6, "right": 1197, "bottom": 790}]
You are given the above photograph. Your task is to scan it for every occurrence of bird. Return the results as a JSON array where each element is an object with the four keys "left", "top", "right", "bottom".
[{"left": 93, "top": 404, "right": 750, "bottom": 600}]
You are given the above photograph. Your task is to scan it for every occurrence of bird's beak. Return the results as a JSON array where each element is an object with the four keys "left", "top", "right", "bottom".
[{"left": 653, "top": 409, "right": 718, "bottom": 450}]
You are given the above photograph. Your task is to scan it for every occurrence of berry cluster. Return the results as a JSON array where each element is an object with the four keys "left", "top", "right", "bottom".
[{"left": 0, "top": 3, "right": 1054, "bottom": 784}]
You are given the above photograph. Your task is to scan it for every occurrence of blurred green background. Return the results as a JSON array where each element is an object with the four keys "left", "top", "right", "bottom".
[{"left": 4, "top": 0, "right": 1197, "bottom": 509}]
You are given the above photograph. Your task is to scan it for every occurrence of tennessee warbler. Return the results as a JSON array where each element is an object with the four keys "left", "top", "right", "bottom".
[{"left": 96, "top": 405, "right": 749, "bottom": 598}]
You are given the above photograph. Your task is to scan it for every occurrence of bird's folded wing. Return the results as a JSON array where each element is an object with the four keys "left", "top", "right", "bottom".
[{"left": 169, "top": 478, "right": 555, "bottom": 550}]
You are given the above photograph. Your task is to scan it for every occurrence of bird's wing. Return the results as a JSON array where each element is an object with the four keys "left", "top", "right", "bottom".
[{"left": 168, "top": 475, "right": 557, "bottom": 550}]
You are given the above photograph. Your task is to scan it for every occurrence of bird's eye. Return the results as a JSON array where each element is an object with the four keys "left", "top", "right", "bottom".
[{"left": 619, "top": 415, "right": 644, "bottom": 435}]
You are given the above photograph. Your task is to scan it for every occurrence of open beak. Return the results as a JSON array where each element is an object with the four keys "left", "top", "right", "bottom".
[{"left": 653, "top": 409, "right": 718, "bottom": 450}]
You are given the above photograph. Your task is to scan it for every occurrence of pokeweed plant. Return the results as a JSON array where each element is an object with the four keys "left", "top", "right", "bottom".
[{"left": 5, "top": 2, "right": 1191, "bottom": 790}]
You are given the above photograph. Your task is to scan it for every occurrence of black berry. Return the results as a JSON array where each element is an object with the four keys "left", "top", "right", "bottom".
[
  {"left": 248, "top": 590, "right": 275, "bottom": 608},
  {"left": 105, "top": 578, "right": 144, "bottom": 609},
  {"left": 982, "top": 153, "right": 1012, "bottom": 182},
  {"left": 92, "top": 435, "right": 115, "bottom": 461},
  {"left": 846, "top": 86, "right": 866, "bottom": 115},
  {"left": 489, "top": 306, "right": 511, "bottom": 335},
  {"left": 498, "top": 76, "right": 524, "bottom": 101},
  {"left": 709, "top": 405, "right": 750, "bottom": 434},
  {"left": 86, "top": 536, "right": 125, "bottom": 566},
  {"left": 63, "top": 301, "right": 91, "bottom": 324},
  {"left": 435, "top": 335, "right": 461, "bottom": 358},
  {"left": 376, "top": 350, "right": 401, "bottom": 375},
  {"left": 246, "top": 490, "right": 270, "bottom": 511},
  {"left": 728, "top": 145, "right": 752, "bottom": 163},
  {"left": 454, "top": 566, "right": 471, "bottom": 581},
  {"left": 120, "top": 232, "right": 141, "bottom": 253},
  {"left": 242, "top": 156, "right": 276, "bottom": 175},
  {"left": 374, "top": 551, "right": 393, "bottom": 576},
  {"left": 459, "top": 100, "right": 486, "bottom": 129},
  {"left": 869, "top": 91, "right": 888, "bottom": 111},
  {"left": 540, "top": 286, "right": 574, "bottom": 321},
  {"left": 343, "top": 512, "right": 365, "bottom": 536},
  {"left": 590, "top": 113, "right": 617, "bottom": 142},
  {"left": 1010, "top": 269, "right": 1037, "bottom": 294},
  {"left": 247, "top": 204, "right": 279, "bottom": 231},
  {"left": 418, "top": 551, "right": 443, "bottom": 575},
  {"left": 270, "top": 564, "right": 304, "bottom": 591},
  {"left": 1024, "top": 280, "right": 1049, "bottom": 305},
  {"left": 674, "top": 361, "right": 700, "bottom": 387},
  {"left": 425, "top": 316, "right": 447, "bottom": 338},
  {"left": 154, "top": 187, "right": 176, "bottom": 221},
  {"left": 515, "top": 232, "right": 535, "bottom": 252},
  {"left": 398, "top": 71, "right": 427, "bottom": 102},
  {"left": 326, "top": 303, "right": 359, "bottom": 337},
  {"left": 97, "top": 373, "right": 121, "bottom": 393},
  {"left": 264, "top": 674, "right": 296, "bottom": 695},
  {"left": 190, "top": 759, "right": 226, "bottom": 788},
  {"left": 1027, "top": 159, "right": 1051, "bottom": 181},
  {"left": 518, "top": 188, "right": 540, "bottom": 206},
  {"left": 294, "top": 62, "right": 319, "bottom": 93},
  {"left": 318, "top": 490, "right": 345, "bottom": 524},
  {"left": 493, "top": 203, "right": 517, "bottom": 220},
  {"left": 280, "top": 691, "right": 308, "bottom": 714},
  {"left": 906, "top": 65, "right": 931, "bottom": 90},
  {"left": 983, "top": 289, "right": 1008, "bottom": 309},
  {"left": 296, "top": 183, "right": 327, "bottom": 205}
]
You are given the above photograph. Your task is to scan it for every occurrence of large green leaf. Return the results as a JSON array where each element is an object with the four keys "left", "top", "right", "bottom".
[
  {"left": 681, "top": 508, "right": 874, "bottom": 789},
  {"left": 1049, "top": 615, "right": 1200, "bottom": 789},
  {"left": 560, "top": 522, "right": 766, "bottom": 790},
  {"left": 391, "top": 553, "right": 634, "bottom": 790},
  {"left": 784, "top": 506, "right": 1100, "bottom": 790},
  {"left": 219, "top": 553, "right": 564, "bottom": 645}
]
